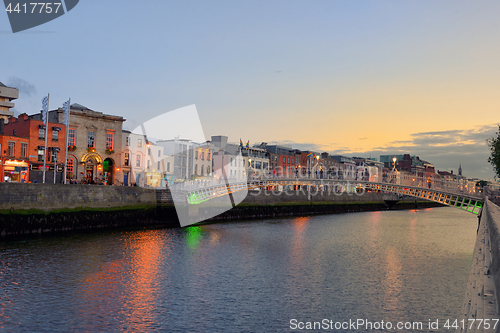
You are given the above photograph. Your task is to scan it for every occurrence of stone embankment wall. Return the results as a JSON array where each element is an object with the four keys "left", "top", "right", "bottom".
[
  {"left": 0, "top": 183, "right": 178, "bottom": 236},
  {"left": 207, "top": 190, "right": 440, "bottom": 221},
  {"left": 0, "top": 183, "right": 157, "bottom": 211},
  {"left": 460, "top": 199, "right": 499, "bottom": 333},
  {"left": 0, "top": 184, "right": 440, "bottom": 236}
]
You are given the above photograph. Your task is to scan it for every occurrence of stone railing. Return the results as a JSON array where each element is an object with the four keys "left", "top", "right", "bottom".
[{"left": 460, "top": 199, "right": 500, "bottom": 332}]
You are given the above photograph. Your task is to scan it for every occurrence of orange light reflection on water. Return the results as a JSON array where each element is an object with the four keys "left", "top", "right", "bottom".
[
  {"left": 78, "top": 230, "right": 165, "bottom": 332},
  {"left": 383, "top": 247, "right": 403, "bottom": 318}
]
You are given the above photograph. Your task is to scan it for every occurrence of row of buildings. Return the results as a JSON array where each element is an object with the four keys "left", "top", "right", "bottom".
[{"left": 0, "top": 81, "right": 478, "bottom": 193}]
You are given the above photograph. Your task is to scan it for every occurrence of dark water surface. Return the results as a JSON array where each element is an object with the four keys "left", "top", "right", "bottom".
[{"left": 0, "top": 207, "right": 477, "bottom": 332}]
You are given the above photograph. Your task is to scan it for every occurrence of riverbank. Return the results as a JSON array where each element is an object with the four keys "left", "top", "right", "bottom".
[
  {"left": 206, "top": 200, "right": 443, "bottom": 222},
  {"left": 0, "top": 184, "right": 444, "bottom": 237}
]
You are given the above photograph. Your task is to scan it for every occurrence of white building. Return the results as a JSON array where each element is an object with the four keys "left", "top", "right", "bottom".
[
  {"left": 121, "top": 130, "right": 147, "bottom": 186},
  {"left": 121, "top": 130, "right": 175, "bottom": 187},
  {"left": 156, "top": 137, "right": 213, "bottom": 181},
  {"left": 210, "top": 135, "right": 247, "bottom": 181},
  {"left": 242, "top": 146, "right": 269, "bottom": 179}
]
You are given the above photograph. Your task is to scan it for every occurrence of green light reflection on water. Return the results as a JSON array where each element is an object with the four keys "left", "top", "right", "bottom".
[{"left": 185, "top": 226, "right": 203, "bottom": 250}]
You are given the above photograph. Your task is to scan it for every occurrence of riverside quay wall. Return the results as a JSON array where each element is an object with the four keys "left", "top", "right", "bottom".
[
  {"left": 0, "top": 183, "right": 441, "bottom": 236},
  {"left": 460, "top": 199, "right": 500, "bottom": 332},
  {"left": 0, "top": 183, "right": 178, "bottom": 237},
  {"left": 207, "top": 189, "right": 440, "bottom": 221}
]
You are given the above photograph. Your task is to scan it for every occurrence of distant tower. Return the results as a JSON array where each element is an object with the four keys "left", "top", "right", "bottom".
[{"left": 458, "top": 163, "right": 462, "bottom": 177}]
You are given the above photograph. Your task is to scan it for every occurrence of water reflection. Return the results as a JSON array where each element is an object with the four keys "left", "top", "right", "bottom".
[
  {"left": 77, "top": 230, "right": 165, "bottom": 332},
  {"left": 383, "top": 247, "right": 403, "bottom": 317},
  {"left": 185, "top": 226, "right": 203, "bottom": 250},
  {"left": 0, "top": 208, "right": 477, "bottom": 332}
]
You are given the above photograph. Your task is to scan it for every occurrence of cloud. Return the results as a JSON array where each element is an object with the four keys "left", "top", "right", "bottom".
[
  {"left": 330, "top": 125, "right": 499, "bottom": 180},
  {"left": 7, "top": 77, "right": 37, "bottom": 97},
  {"left": 278, "top": 140, "right": 335, "bottom": 152}
]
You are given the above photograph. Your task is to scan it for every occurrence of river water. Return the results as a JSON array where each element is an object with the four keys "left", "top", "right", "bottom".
[{"left": 0, "top": 207, "right": 477, "bottom": 332}]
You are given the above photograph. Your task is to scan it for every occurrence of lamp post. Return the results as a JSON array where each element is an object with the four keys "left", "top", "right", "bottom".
[
  {"left": 248, "top": 158, "right": 252, "bottom": 180},
  {"left": 392, "top": 157, "right": 397, "bottom": 184},
  {"left": 315, "top": 155, "right": 319, "bottom": 179}
]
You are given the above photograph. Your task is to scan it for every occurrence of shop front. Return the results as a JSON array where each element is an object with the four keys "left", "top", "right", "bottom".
[
  {"left": 145, "top": 172, "right": 162, "bottom": 187},
  {"left": 1, "top": 159, "right": 29, "bottom": 183}
]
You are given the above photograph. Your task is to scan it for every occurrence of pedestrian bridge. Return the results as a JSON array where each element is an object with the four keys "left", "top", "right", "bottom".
[{"left": 182, "top": 178, "right": 484, "bottom": 215}]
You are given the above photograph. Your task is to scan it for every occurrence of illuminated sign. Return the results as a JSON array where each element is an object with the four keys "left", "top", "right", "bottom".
[{"left": 4, "top": 160, "right": 28, "bottom": 166}]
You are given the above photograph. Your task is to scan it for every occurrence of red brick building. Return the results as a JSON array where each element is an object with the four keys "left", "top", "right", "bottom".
[
  {"left": 0, "top": 120, "right": 30, "bottom": 182},
  {"left": 299, "top": 151, "right": 323, "bottom": 178},
  {"left": 4, "top": 114, "right": 66, "bottom": 183}
]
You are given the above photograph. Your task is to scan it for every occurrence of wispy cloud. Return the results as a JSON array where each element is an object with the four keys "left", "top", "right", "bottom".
[
  {"left": 7, "top": 77, "right": 36, "bottom": 97},
  {"left": 331, "top": 125, "right": 499, "bottom": 180}
]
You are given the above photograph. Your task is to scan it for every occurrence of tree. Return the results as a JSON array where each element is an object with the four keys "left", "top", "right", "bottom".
[{"left": 487, "top": 125, "right": 500, "bottom": 179}]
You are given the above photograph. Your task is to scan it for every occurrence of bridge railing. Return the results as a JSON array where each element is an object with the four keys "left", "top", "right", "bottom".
[{"left": 177, "top": 171, "right": 482, "bottom": 206}]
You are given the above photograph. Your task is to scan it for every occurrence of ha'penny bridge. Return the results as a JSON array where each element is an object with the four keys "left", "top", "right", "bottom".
[{"left": 184, "top": 178, "right": 484, "bottom": 215}]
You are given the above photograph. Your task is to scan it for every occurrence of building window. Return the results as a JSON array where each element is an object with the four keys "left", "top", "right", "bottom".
[
  {"left": 167, "top": 162, "right": 170, "bottom": 172},
  {"left": 195, "top": 164, "right": 198, "bottom": 175},
  {"left": 88, "top": 131, "right": 95, "bottom": 148},
  {"left": 148, "top": 148, "right": 151, "bottom": 156},
  {"left": 52, "top": 130, "right": 58, "bottom": 141},
  {"left": 147, "top": 159, "right": 150, "bottom": 169},
  {"left": 158, "top": 150, "right": 160, "bottom": 157},
  {"left": 124, "top": 153, "right": 130, "bottom": 166},
  {"left": 13, "top": 130, "right": 17, "bottom": 136},
  {"left": 51, "top": 150, "right": 57, "bottom": 162},
  {"left": 201, "top": 165, "right": 204, "bottom": 175},
  {"left": 283, "top": 157, "right": 286, "bottom": 163},
  {"left": 136, "top": 155, "right": 141, "bottom": 167},
  {"left": 230, "top": 158, "right": 233, "bottom": 166},
  {"left": 8, "top": 142, "right": 15, "bottom": 156},
  {"left": 195, "top": 150, "right": 198, "bottom": 159},
  {"left": 126, "top": 137, "right": 130, "bottom": 146},
  {"left": 157, "top": 161, "right": 160, "bottom": 170},
  {"left": 207, "top": 166, "right": 210, "bottom": 174},
  {"left": 138, "top": 139, "right": 142, "bottom": 147},
  {"left": 207, "top": 152, "right": 211, "bottom": 160},
  {"left": 38, "top": 149, "right": 44, "bottom": 161},
  {"left": 67, "top": 159, "right": 74, "bottom": 174},
  {"left": 201, "top": 151, "right": 204, "bottom": 160},
  {"left": 21, "top": 143, "right": 27, "bottom": 158},
  {"left": 106, "top": 132, "right": 114, "bottom": 150},
  {"left": 68, "top": 128, "right": 76, "bottom": 146},
  {"left": 39, "top": 128, "right": 45, "bottom": 140}
]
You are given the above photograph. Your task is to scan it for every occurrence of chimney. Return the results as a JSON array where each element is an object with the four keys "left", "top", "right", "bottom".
[{"left": 451, "top": 170, "right": 453, "bottom": 175}]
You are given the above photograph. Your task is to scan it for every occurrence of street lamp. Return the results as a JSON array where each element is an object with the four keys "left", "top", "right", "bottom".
[
  {"left": 392, "top": 157, "right": 397, "bottom": 184},
  {"left": 315, "top": 155, "right": 319, "bottom": 178}
]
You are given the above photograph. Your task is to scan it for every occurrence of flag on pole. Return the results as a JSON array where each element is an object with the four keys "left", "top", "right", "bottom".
[
  {"left": 239, "top": 139, "right": 243, "bottom": 148},
  {"left": 42, "top": 95, "right": 48, "bottom": 124},
  {"left": 306, "top": 152, "right": 313, "bottom": 158},
  {"left": 246, "top": 140, "right": 249, "bottom": 148},
  {"left": 62, "top": 100, "right": 70, "bottom": 126}
]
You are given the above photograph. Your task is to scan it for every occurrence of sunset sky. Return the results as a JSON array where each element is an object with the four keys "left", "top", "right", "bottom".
[{"left": 2, "top": 1, "right": 499, "bottom": 179}]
